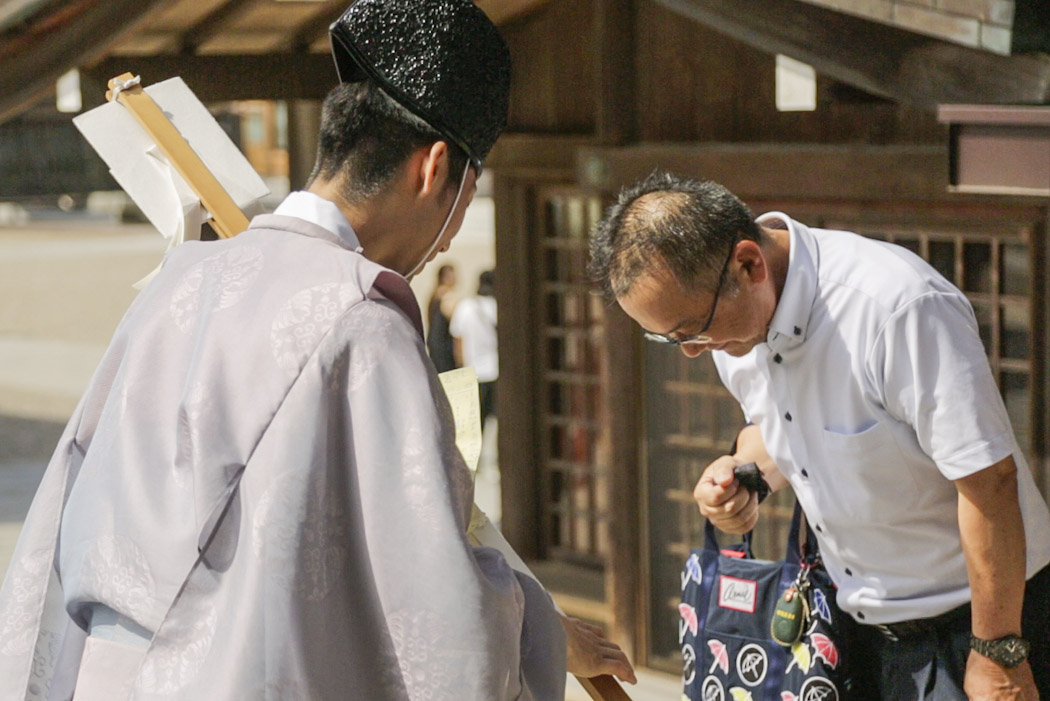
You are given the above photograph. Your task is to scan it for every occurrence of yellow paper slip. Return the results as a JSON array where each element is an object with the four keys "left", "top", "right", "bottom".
[{"left": 438, "top": 367, "right": 483, "bottom": 474}]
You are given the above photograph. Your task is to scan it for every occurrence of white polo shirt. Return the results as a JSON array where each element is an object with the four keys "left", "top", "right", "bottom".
[
  {"left": 713, "top": 213, "right": 1050, "bottom": 624},
  {"left": 450, "top": 296, "right": 498, "bottom": 382}
]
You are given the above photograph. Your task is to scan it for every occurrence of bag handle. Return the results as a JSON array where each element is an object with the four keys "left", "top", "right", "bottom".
[{"left": 703, "top": 495, "right": 812, "bottom": 564}]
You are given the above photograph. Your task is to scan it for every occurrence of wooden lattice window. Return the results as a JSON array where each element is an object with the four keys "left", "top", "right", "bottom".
[
  {"left": 536, "top": 190, "right": 611, "bottom": 572},
  {"left": 863, "top": 229, "right": 1035, "bottom": 453}
]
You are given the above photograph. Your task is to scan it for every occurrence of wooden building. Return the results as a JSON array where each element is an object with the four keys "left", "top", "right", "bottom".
[
  {"left": 3, "top": 0, "right": 1050, "bottom": 681},
  {"left": 486, "top": 0, "right": 1050, "bottom": 676}
]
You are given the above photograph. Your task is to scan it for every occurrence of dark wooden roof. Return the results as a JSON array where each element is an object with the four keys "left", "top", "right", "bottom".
[
  {"left": 4, "top": 0, "right": 1050, "bottom": 126},
  {"left": 652, "top": 0, "right": 1050, "bottom": 108},
  {"left": 0, "top": 0, "right": 549, "bottom": 122}
]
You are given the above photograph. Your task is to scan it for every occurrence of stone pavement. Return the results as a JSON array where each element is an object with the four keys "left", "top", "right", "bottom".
[{"left": 0, "top": 219, "right": 166, "bottom": 572}]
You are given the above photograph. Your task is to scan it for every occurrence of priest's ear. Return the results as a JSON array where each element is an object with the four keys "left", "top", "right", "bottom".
[
  {"left": 414, "top": 141, "right": 449, "bottom": 200},
  {"left": 413, "top": 140, "right": 470, "bottom": 201}
]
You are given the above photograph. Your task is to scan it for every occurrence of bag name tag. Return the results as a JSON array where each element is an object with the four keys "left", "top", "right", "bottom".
[{"left": 718, "top": 575, "right": 758, "bottom": 613}]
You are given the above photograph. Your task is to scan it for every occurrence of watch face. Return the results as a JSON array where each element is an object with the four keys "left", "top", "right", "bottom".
[{"left": 976, "top": 635, "right": 1031, "bottom": 668}]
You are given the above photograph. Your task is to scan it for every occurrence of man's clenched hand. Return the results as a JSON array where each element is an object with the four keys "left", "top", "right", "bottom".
[{"left": 694, "top": 455, "right": 760, "bottom": 533}]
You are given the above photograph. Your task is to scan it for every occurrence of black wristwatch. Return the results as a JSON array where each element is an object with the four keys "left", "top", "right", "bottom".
[{"left": 969, "top": 634, "right": 1030, "bottom": 668}]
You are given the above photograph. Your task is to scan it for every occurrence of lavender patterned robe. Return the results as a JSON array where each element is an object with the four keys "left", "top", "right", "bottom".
[{"left": 0, "top": 214, "right": 566, "bottom": 700}]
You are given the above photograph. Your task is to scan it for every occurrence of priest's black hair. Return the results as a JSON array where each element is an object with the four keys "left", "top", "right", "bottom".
[{"left": 308, "top": 80, "right": 468, "bottom": 203}]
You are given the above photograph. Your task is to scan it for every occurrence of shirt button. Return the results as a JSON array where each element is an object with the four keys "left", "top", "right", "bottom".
[
  {"left": 845, "top": 568, "right": 853, "bottom": 576},
  {"left": 801, "top": 469, "right": 809, "bottom": 478},
  {"left": 773, "top": 353, "right": 783, "bottom": 364},
  {"left": 815, "top": 524, "right": 823, "bottom": 533},
  {"left": 794, "top": 325, "right": 802, "bottom": 336},
  {"left": 857, "top": 611, "right": 866, "bottom": 620},
  {"left": 785, "top": 412, "right": 792, "bottom": 421}
]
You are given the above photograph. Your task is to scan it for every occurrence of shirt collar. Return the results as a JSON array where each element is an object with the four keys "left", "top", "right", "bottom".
[
  {"left": 758, "top": 212, "right": 819, "bottom": 351},
  {"left": 261, "top": 192, "right": 423, "bottom": 338},
  {"left": 273, "top": 191, "right": 363, "bottom": 253}
]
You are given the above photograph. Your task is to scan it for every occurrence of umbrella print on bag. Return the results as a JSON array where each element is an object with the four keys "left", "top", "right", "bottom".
[
  {"left": 707, "top": 639, "right": 730, "bottom": 674},
  {"left": 679, "top": 603, "right": 699, "bottom": 635},
  {"left": 810, "top": 633, "right": 839, "bottom": 668}
]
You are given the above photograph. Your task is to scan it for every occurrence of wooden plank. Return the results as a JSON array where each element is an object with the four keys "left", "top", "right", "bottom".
[
  {"left": 1037, "top": 213, "right": 1050, "bottom": 498},
  {"left": 488, "top": 134, "right": 596, "bottom": 179},
  {"left": 0, "top": 0, "right": 177, "bottom": 124},
  {"left": 476, "top": 0, "right": 553, "bottom": 25},
  {"left": 633, "top": 2, "right": 944, "bottom": 144},
  {"left": 578, "top": 674, "right": 634, "bottom": 701},
  {"left": 283, "top": 0, "right": 349, "bottom": 52},
  {"left": 499, "top": 0, "right": 596, "bottom": 133},
  {"left": 600, "top": 303, "right": 643, "bottom": 662},
  {"left": 593, "top": 0, "right": 636, "bottom": 144},
  {"left": 939, "top": 105, "right": 1050, "bottom": 127},
  {"left": 494, "top": 175, "right": 542, "bottom": 561},
  {"left": 177, "top": 0, "right": 258, "bottom": 53},
  {"left": 576, "top": 143, "right": 950, "bottom": 200},
  {"left": 105, "top": 72, "right": 248, "bottom": 238},
  {"left": 286, "top": 99, "right": 322, "bottom": 191},
  {"left": 650, "top": 0, "right": 1050, "bottom": 107},
  {"left": 82, "top": 53, "right": 336, "bottom": 108}
]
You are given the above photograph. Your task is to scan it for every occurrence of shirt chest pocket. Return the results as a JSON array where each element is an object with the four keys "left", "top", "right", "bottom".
[{"left": 821, "top": 421, "right": 916, "bottom": 522}]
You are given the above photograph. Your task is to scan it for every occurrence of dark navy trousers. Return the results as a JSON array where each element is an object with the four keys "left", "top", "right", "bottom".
[{"left": 850, "top": 563, "right": 1050, "bottom": 700}]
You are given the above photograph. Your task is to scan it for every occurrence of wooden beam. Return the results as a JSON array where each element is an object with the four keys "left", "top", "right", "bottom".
[
  {"left": 177, "top": 0, "right": 259, "bottom": 54},
  {"left": 475, "top": 0, "right": 552, "bottom": 25},
  {"left": 0, "top": 0, "right": 177, "bottom": 124},
  {"left": 284, "top": 0, "right": 347, "bottom": 52},
  {"left": 81, "top": 53, "right": 336, "bottom": 108},
  {"left": 650, "top": 0, "right": 1050, "bottom": 107},
  {"left": 487, "top": 134, "right": 596, "bottom": 179},
  {"left": 577, "top": 143, "right": 952, "bottom": 200}
]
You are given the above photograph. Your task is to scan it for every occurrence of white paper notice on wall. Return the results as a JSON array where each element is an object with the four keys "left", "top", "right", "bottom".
[
  {"left": 73, "top": 77, "right": 269, "bottom": 243},
  {"left": 775, "top": 54, "right": 817, "bottom": 112}
]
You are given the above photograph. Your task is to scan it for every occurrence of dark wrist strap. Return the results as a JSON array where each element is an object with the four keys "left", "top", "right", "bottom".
[{"left": 734, "top": 462, "right": 771, "bottom": 504}]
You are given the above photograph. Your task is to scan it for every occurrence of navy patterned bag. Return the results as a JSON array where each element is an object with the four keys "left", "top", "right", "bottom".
[{"left": 679, "top": 501, "right": 858, "bottom": 701}]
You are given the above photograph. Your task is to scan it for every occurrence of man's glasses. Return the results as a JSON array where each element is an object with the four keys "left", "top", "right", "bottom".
[{"left": 643, "top": 241, "right": 735, "bottom": 346}]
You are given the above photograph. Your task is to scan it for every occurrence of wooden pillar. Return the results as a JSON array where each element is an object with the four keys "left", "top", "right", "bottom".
[
  {"left": 593, "top": 0, "right": 644, "bottom": 662},
  {"left": 1037, "top": 210, "right": 1050, "bottom": 498},
  {"left": 600, "top": 303, "right": 644, "bottom": 659},
  {"left": 286, "top": 99, "right": 322, "bottom": 192},
  {"left": 495, "top": 174, "right": 542, "bottom": 560}
]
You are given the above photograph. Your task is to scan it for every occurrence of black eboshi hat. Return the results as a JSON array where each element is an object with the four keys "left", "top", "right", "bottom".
[{"left": 329, "top": 0, "right": 512, "bottom": 172}]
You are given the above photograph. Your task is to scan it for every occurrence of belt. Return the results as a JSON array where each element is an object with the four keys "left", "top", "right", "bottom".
[
  {"left": 869, "top": 602, "right": 971, "bottom": 642},
  {"left": 869, "top": 562, "right": 1050, "bottom": 642}
]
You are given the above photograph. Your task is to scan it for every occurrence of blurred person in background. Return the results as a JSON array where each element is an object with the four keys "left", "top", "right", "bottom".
[
  {"left": 452, "top": 269, "right": 498, "bottom": 432},
  {"left": 427, "top": 263, "right": 459, "bottom": 372}
]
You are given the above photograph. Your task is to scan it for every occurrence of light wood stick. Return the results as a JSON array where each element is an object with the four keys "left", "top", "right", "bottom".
[
  {"left": 105, "top": 72, "right": 248, "bottom": 239},
  {"left": 579, "top": 674, "right": 635, "bottom": 701}
]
